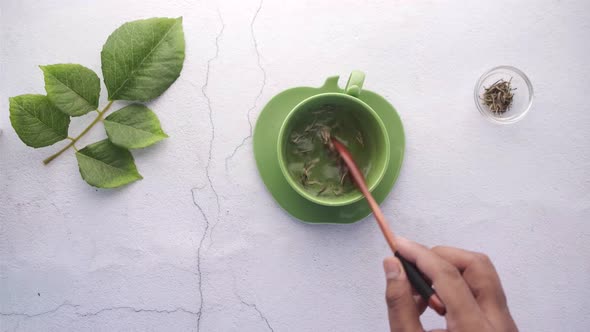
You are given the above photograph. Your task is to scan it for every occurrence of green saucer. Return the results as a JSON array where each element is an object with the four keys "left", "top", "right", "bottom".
[{"left": 253, "top": 75, "right": 405, "bottom": 224}]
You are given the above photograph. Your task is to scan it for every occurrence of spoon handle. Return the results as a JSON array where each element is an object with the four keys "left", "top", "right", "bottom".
[
  {"left": 331, "top": 138, "right": 446, "bottom": 316},
  {"left": 395, "top": 252, "right": 446, "bottom": 315},
  {"left": 395, "top": 252, "right": 434, "bottom": 299}
]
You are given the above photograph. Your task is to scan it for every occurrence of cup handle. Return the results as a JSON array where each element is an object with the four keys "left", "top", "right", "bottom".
[{"left": 344, "top": 70, "right": 365, "bottom": 97}]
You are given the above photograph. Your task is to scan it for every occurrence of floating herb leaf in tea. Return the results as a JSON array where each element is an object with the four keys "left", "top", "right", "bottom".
[
  {"left": 481, "top": 78, "right": 516, "bottom": 114},
  {"left": 285, "top": 105, "right": 370, "bottom": 198}
]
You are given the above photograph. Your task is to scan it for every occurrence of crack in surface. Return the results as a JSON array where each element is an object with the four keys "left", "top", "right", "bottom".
[
  {"left": 0, "top": 302, "right": 198, "bottom": 319},
  {"left": 191, "top": 188, "right": 209, "bottom": 332},
  {"left": 239, "top": 298, "right": 275, "bottom": 332},
  {"left": 190, "top": 10, "right": 225, "bottom": 332},
  {"left": 225, "top": 0, "right": 266, "bottom": 171},
  {"left": 202, "top": 9, "right": 224, "bottom": 217},
  {"left": 202, "top": 10, "right": 225, "bottom": 243},
  {"left": 75, "top": 306, "right": 198, "bottom": 317},
  {"left": 233, "top": 282, "right": 274, "bottom": 332},
  {"left": 0, "top": 302, "right": 79, "bottom": 318}
]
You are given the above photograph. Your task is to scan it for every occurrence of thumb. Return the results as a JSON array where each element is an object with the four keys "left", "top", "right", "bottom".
[{"left": 384, "top": 257, "right": 423, "bottom": 332}]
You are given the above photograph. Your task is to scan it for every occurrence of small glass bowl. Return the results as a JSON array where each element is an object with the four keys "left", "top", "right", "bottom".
[{"left": 474, "top": 66, "right": 534, "bottom": 124}]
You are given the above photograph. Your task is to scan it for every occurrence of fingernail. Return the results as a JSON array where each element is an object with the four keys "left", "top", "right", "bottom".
[{"left": 383, "top": 258, "right": 400, "bottom": 280}]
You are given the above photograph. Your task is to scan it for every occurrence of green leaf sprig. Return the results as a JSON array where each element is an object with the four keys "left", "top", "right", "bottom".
[{"left": 8, "top": 17, "right": 185, "bottom": 188}]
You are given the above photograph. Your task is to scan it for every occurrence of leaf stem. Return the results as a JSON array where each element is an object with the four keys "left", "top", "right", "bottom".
[{"left": 43, "top": 100, "right": 115, "bottom": 165}]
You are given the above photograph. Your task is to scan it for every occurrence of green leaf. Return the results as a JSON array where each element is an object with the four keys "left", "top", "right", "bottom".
[
  {"left": 101, "top": 17, "right": 185, "bottom": 101},
  {"left": 76, "top": 139, "right": 143, "bottom": 188},
  {"left": 104, "top": 104, "right": 168, "bottom": 149},
  {"left": 41, "top": 64, "right": 100, "bottom": 116},
  {"left": 9, "top": 94, "right": 70, "bottom": 148}
]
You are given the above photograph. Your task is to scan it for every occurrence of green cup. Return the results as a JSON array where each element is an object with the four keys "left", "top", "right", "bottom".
[{"left": 277, "top": 71, "right": 390, "bottom": 206}]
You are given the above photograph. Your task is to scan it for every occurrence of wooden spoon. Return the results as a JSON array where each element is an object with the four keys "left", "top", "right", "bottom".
[{"left": 331, "top": 138, "right": 446, "bottom": 316}]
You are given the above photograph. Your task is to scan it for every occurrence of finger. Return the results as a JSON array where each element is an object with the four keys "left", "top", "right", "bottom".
[
  {"left": 430, "top": 246, "right": 506, "bottom": 309},
  {"left": 409, "top": 274, "right": 430, "bottom": 315},
  {"left": 431, "top": 246, "right": 518, "bottom": 331},
  {"left": 413, "top": 294, "right": 428, "bottom": 315},
  {"left": 383, "top": 257, "right": 423, "bottom": 332},
  {"left": 394, "top": 237, "right": 485, "bottom": 323}
]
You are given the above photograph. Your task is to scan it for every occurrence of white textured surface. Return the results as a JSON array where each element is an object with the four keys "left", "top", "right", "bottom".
[{"left": 1, "top": 0, "right": 589, "bottom": 331}]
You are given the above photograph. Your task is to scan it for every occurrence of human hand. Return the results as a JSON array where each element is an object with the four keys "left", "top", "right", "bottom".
[{"left": 383, "top": 237, "right": 518, "bottom": 332}]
